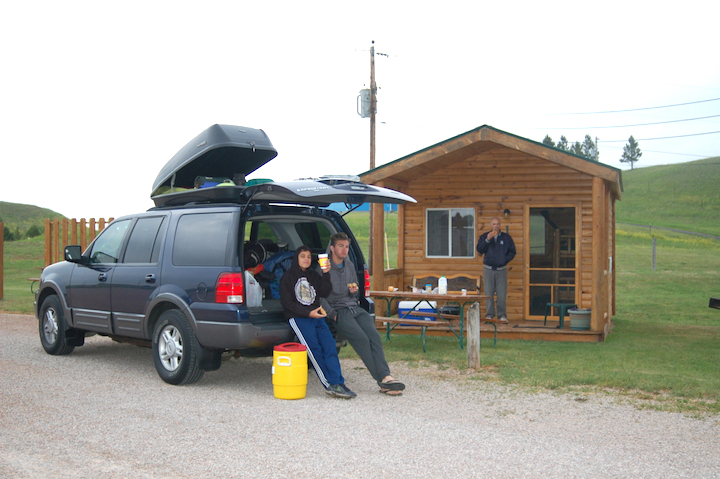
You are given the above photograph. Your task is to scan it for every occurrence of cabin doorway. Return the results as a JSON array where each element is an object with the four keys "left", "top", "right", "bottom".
[{"left": 525, "top": 206, "right": 578, "bottom": 320}]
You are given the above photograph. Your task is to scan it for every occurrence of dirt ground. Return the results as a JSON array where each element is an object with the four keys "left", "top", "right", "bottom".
[{"left": 2, "top": 313, "right": 719, "bottom": 478}]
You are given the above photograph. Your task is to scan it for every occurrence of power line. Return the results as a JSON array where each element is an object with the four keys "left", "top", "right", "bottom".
[
  {"left": 543, "top": 114, "right": 720, "bottom": 130},
  {"left": 551, "top": 97, "right": 720, "bottom": 115},
  {"left": 659, "top": 161, "right": 720, "bottom": 165},
  {"left": 599, "top": 145, "right": 712, "bottom": 158},
  {"left": 598, "top": 130, "right": 720, "bottom": 143}
]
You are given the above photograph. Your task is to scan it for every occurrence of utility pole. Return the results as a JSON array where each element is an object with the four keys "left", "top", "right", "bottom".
[
  {"left": 368, "top": 41, "right": 377, "bottom": 272},
  {"left": 595, "top": 136, "right": 599, "bottom": 161},
  {"left": 370, "top": 41, "right": 377, "bottom": 169}
]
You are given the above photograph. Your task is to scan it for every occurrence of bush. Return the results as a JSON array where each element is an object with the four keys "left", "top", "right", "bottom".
[
  {"left": 26, "top": 224, "right": 43, "bottom": 238},
  {"left": 4, "top": 225, "right": 16, "bottom": 241}
]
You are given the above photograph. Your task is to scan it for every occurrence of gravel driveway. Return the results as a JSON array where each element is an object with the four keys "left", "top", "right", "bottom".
[{"left": 2, "top": 313, "right": 719, "bottom": 478}]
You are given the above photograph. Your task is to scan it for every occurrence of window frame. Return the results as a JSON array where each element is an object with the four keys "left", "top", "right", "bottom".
[
  {"left": 122, "top": 216, "right": 167, "bottom": 265},
  {"left": 425, "top": 207, "right": 476, "bottom": 259},
  {"left": 172, "top": 212, "right": 233, "bottom": 266},
  {"left": 87, "top": 219, "right": 132, "bottom": 264}
]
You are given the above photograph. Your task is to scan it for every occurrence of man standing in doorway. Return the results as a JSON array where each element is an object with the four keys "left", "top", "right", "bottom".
[{"left": 476, "top": 217, "right": 516, "bottom": 323}]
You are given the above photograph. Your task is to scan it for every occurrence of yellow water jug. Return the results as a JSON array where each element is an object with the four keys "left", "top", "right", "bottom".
[{"left": 272, "top": 342, "right": 308, "bottom": 400}]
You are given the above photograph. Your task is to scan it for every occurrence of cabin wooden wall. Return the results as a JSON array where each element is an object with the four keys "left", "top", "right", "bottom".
[{"left": 398, "top": 147, "right": 604, "bottom": 323}]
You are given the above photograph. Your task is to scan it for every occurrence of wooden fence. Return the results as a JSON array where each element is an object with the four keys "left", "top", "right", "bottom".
[{"left": 44, "top": 218, "right": 114, "bottom": 267}]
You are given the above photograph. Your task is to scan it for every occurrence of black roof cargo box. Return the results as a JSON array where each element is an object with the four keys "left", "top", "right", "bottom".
[{"left": 151, "top": 124, "right": 277, "bottom": 198}]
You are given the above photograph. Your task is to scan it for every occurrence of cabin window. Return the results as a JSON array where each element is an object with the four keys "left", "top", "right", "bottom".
[{"left": 425, "top": 208, "right": 475, "bottom": 258}]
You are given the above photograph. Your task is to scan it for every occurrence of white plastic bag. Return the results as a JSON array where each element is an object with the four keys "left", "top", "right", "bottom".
[{"left": 245, "top": 271, "right": 263, "bottom": 307}]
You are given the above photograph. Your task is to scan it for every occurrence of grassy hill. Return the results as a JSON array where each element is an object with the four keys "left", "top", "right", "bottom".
[
  {"left": 616, "top": 157, "right": 720, "bottom": 237},
  {"left": 0, "top": 201, "right": 65, "bottom": 238}
]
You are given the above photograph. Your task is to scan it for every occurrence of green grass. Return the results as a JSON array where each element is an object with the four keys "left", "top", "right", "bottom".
[
  {"left": 617, "top": 157, "right": 720, "bottom": 237},
  {"left": 0, "top": 201, "right": 65, "bottom": 238},
  {"left": 339, "top": 213, "right": 720, "bottom": 416},
  {"left": 0, "top": 236, "right": 45, "bottom": 314},
  {"left": 344, "top": 211, "right": 399, "bottom": 270},
  {"left": 337, "top": 160, "right": 720, "bottom": 415}
]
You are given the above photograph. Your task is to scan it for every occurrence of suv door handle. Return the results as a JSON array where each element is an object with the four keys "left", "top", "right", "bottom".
[
  {"left": 98, "top": 273, "right": 108, "bottom": 282},
  {"left": 145, "top": 274, "right": 156, "bottom": 284}
]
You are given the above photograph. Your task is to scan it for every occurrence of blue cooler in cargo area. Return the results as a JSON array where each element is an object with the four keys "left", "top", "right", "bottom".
[{"left": 398, "top": 301, "right": 437, "bottom": 326}]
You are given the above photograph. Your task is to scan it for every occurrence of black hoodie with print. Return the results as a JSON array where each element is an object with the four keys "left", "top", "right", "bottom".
[{"left": 279, "top": 247, "right": 333, "bottom": 320}]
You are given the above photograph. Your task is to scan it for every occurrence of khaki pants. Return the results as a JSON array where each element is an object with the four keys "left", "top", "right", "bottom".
[{"left": 484, "top": 268, "right": 508, "bottom": 318}]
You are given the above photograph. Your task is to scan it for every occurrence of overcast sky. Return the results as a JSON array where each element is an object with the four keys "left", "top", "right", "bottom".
[{"left": 1, "top": 1, "right": 718, "bottom": 220}]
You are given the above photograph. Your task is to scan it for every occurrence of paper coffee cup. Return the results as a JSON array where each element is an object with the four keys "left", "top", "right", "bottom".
[{"left": 318, "top": 254, "right": 329, "bottom": 268}]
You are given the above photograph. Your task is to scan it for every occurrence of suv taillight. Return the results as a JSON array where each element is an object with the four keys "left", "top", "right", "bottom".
[
  {"left": 216, "top": 272, "right": 245, "bottom": 304},
  {"left": 364, "top": 267, "right": 371, "bottom": 297}
]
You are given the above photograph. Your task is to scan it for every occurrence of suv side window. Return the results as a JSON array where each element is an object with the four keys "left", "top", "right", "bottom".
[
  {"left": 295, "top": 221, "right": 331, "bottom": 250},
  {"left": 173, "top": 212, "right": 232, "bottom": 266},
  {"left": 245, "top": 220, "right": 279, "bottom": 243},
  {"left": 88, "top": 219, "right": 132, "bottom": 264},
  {"left": 123, "top": 216, "right": 167, "bottom": 264}
]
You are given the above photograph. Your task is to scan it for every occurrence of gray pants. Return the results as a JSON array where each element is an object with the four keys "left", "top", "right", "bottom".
[
  {"left": 484, "top": 268, "right": 508, "bottom": 317},
  {"left": 335, "top": 307, "right": 391, "bottom": 383}
]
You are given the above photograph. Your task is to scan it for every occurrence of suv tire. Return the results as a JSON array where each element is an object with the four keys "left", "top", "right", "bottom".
[
  {"left": 39, "top": 295, "right": 76, "bottom": 355},
  {"left": 152, "top": 310, "right": 205, "bottom": 385}
]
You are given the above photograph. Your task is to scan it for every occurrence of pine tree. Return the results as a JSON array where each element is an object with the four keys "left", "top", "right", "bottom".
[
  {"left": 556, "top": 135, "right": 569, "bottom": 151},
  {"left": 620, "top": 136, "right": 642, "bottom": 170},
  {"left": 542, "top": 134, "right": 598, "bottom": 161},
  {"left": 581, "top": 135, "right": 599, "bottom": 161},
  {"left": 571, "top": 141, "right": 583, "bottom": 156},
  {"left": 542, "top": 135, "right": 555, "bottom": 147}
]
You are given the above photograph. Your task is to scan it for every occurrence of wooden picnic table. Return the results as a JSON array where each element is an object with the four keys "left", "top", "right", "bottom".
[{"left": 369, "top": 290, "right": 489, "bottom": 351}]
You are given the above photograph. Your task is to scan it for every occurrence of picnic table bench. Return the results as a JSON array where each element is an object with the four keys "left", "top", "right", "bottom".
[
  {"left": 28, "top": 277, "right": 41, "bottom": 293},
  {"left": 370, "top": 290, "right": 492, "bottom": 352}
]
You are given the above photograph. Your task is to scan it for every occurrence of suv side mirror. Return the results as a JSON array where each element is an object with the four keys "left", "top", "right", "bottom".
[{"left": 64, "top": 245, "right": 86, "bottom": 264}]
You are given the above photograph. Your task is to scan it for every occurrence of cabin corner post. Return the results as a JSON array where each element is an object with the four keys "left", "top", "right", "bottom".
[
  {"left": 397, "top": 202, "right": 405, "bottom": 271},
  {"left": 591, "top": 177, "right": 607, "bottom": 332},
  {"left": 371, "top": 203, "right": 385, "bottom": 289}
]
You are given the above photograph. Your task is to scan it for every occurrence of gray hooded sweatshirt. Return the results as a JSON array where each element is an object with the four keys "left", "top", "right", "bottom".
[{"left": 321, "top": 249, "right": 360, "bottom": 320}]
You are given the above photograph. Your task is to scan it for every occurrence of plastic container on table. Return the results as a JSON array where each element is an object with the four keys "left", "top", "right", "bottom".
[
  {"left": 398, "top": 300, "right": 437, "bottom": 326},
  {"left": 438, "top": 276, "right": 447, "bottom": 295}
]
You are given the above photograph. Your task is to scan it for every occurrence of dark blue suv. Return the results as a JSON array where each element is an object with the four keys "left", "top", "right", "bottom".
[{"left": 34, "top": 125, "right": 414, "bottom": 385}]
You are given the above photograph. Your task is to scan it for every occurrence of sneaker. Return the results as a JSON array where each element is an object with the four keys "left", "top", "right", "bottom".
[
  {"left": 339, "top": 383, "right": 357, "bottom": 398},
  {"left": 485, "top": 314, "right": 495, "bottom": 321},
  {"left": 498, "top": 315, "right": 508, "bottom": 323},
  {"left": 325, "top": 384, "right": 356, "bottom": 399}
]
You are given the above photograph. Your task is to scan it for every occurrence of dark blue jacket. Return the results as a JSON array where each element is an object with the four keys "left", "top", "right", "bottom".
[{"left": 476, "top": 231, "right": 516, "bottom": 269}]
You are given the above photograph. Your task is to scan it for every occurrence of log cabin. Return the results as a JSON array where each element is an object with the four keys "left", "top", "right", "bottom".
[{"left": 361, "top": 125, "right": 623, "bottom": 342}]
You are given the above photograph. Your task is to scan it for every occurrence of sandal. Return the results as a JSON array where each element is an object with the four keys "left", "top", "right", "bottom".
[
  {"left": 380, "top": 388, "right": 403, "bottom": 396},
  {"left": 378, "top": 379, "right": 405, "bottom": 391}
]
